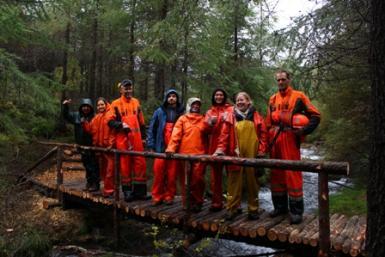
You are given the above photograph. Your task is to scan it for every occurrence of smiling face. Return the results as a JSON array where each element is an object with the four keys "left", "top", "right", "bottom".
[
  {"left": 97, "top": 100, "right": 106, "bottom": 113},
  {"left": 81, "top": 105, "right": 91, "bottom": 115},
  {"left": 236, "top": 94, "right": 250, "bottom": 112},
  {"left": 190, "top": 101, "right": 201, "bottom": 113},
  {"left": 214, "top": 91, "right": 225, "bottom": 105}
]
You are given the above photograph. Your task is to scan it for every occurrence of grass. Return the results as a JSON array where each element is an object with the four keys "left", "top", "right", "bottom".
[{"left": 329, "top": 186, "right": 367, "bottom": 216}]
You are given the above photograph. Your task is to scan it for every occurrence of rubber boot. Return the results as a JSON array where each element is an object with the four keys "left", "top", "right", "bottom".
[
  {"left": 269, "top": 194, "right": 289, "bottom": 217},
  {"left": 122, "top": 184, "right": 134, "bottom": 202},
  {"left": 289, "top": 198, "right": 304, "bottom": 224},
  {"left": 133, "top": 183, "right": 149, "bottom": 200}
]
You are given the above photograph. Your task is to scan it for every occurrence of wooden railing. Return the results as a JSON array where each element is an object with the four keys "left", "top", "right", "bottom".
[{"left": 38, "top": 141, "right": 349, "bottom": 257}]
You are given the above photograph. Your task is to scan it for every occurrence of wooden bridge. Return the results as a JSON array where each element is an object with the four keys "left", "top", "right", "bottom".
[{"left": 24, "top": 142, "right": 365, "bottom": 257}]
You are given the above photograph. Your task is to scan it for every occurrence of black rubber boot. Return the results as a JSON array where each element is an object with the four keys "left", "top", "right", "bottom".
[
  {"left": 122, "top": 184, "right": 134, "bottom": 202},
  {"left": 269, "top": 194, "right": 289, "bottom": 217},
  {"left": 133, "top": 183, "right": 149, "bottom": 200},
  {"left": 289, "top": 198, "right": 304, "bottom": 224}
]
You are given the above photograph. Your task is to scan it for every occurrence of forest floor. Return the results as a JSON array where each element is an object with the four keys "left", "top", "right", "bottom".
[{"left": 0, "top": 141, "right": 182, "bottom": 257}]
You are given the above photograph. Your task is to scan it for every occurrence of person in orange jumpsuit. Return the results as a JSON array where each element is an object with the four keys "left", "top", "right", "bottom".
[
  {"left": 266, "top": 70, "right": 321, "bottom": 224},
  {"left": 214, "top": 92, "right": 268, "bottom": 220},
  {"left": 205, "top": 89, "right": 233, "bottom": 212},
  {"left": 165, "top": 97, "right": 210, "bottom": 212},
  {"left": 82, "top": 97, "right": 115, "bottom": 198},
  {"left": 147, "top": 89, "right": 185, "bottom": 205},
  {"left": 108, "top": 79, "right": 147, "bottom": 202}
]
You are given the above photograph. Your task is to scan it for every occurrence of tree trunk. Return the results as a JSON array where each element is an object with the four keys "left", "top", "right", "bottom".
[
  {"left": 89, "top": 0, "right": 99, "bottom": 100},
  {"left": 181, "top": 25, "right": 188, "bottom": 104},
  {"left": 367, "top": 0, "right": 385, "bottom": 256},
  {"left": 154, "top": 0, "right": 168, "bottom": 100},
  {"left": 57, "top": 22, "right": 70, "bottom": 132},
  {"left": 233, "top": 0, "right": 239, "bottom": 64},
  {"left": 128, "top": 0, "right": 137, "bottom": 82},
  {"left": 141, "top": 61, "right": 149, "bottom": 101}
]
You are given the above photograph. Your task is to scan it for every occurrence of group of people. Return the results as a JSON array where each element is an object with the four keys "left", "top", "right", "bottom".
[{"left": 63, "top": 70, "right": 321, "bottom": 225}]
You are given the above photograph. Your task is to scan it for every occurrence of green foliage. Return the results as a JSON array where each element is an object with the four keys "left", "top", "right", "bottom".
[
  {"left": 329, "top": 186, "right": 367, "bottom": 216},
  {"left": 0, "top": 228, "right": 51, "bottom": 257},
  {"left": 0, "top": 50, "right": 60, "bottom": 145}
]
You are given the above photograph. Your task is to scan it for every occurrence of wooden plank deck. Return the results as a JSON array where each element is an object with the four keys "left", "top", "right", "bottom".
[{"left": 30, "top": 155, "right": 366, "bottom": 257}]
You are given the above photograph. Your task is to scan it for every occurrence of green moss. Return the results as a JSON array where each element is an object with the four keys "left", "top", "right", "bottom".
[{"left": 329, "top": 186, "right": 367, "bottom": 216}]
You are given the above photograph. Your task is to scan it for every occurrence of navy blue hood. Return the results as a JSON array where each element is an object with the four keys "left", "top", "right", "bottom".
[
  {"left": 78, "top": 98, "right": 94, "bottom": 116},
  {"left": 163, "top": 89, "right": 182, "bottom": 108}
]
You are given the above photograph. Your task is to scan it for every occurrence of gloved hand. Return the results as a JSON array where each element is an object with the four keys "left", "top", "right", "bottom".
[
  {"left": 213, "top": 150, "right": 225, "bottom": 156},
  {"left": 207, "top": 116, "right": 218, "bottom": 126},
  {"left": 165, "top": 151, "right": 174, "bottom": 159},
  {"left": 122, "top": 122, "right": 131, "bottom": 133}
]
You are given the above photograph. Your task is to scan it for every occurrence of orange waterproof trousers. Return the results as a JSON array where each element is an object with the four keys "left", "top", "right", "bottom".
[
  {"left": 99, "top": 153, "right": 115, "bottom": 196},
  {"left": 270, "top": 129, "right": 303, "bottom": 200},
  {"left": 152, "top": 123, "right": 179, "bottom": 202},
  {"left": 116, "top": 131, "right": 146, "bottom": 186}
]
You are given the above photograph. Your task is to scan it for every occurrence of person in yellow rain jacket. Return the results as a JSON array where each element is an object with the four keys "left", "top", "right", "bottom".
[{"left": 215, "top": 92, "right": 268, "bottom": 220}]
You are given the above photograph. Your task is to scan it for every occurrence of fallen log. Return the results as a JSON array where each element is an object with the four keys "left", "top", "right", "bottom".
[
  {"left": 306, "top": 214, "right": 339, "bottom": 246},
  {"left": 294, "top": 217, "right": 318, "bottom": 244},
  {"left": 149, "top": 204, "right": 181, "bottom": 220},
  {"left": 17, "top": 147, "right": 58, "bottom": 183},
  {"left": 42, "top": 198, "right": 61, "bottom": 209},
  {"left": 332, "top": 215, "right": 360, "bottom": 251},
  {"left": 267, "top": 216, "right": 291, "bottom": 242},
  {"left": 201, "top": 209, "right": 227, "bottom": 231},
  {"left": 344, "top": 216, "right": 366, "bottom": 255},
  {"left": 218, "top": 213, "right": 248, "bottom": 234},
  {"left": 278, "top": 214, "right": 316, "bottom": 243},
  {"left": 239, "top": 211, "right": 269, "bottom": 237},
  {"left": 255, "top": 215, "right": 287, "bottom": 237},
  {"left": 158, "top": 204, "right": 184, "bottom": 222},
  {"left": 38, "top": 142, "right": 349, "bottom": 175},
  {"left": 227, "top": 214, "right": 250, "bottom": 236}
]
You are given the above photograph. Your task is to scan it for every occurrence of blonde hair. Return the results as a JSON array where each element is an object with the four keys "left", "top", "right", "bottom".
[{"left": 235, "top": 91, "right": 253, "bottom": 106}]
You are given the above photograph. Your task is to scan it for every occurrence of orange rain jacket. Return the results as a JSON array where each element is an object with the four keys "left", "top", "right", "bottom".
[
  {"left": 216, "top": 106, "right": 268, "bottom": 157},
  {"left": 205, "top": 103, "right": 233, "bottom": 154},
  {"left": 266, "top": 86, "right": 321, "bottom": 134},
  {"left": 83, "top": 103, "right": 115, "bottom": 148},
  {"left": 166, "top": 113, "right": 209, "bottom": 154}
]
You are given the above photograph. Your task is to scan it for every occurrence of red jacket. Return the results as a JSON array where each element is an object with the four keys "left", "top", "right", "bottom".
[
  {"left": 83, "top": 104, "right": 115, "bottom": 148},
  {"left": 205, "top": 103, "right": 233, "bottom": 154}
]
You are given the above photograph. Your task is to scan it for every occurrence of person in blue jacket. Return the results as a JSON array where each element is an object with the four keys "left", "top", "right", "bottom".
[
  {"left": 63, "top": 98, "right": 100, "bottom": 192},
  {"left": 146, "top": 89, "right": 185, "bottom": 205}
]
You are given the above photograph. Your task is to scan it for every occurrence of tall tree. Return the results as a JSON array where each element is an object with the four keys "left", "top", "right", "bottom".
[{"left": 367, "top": 0, "right": 385, "bottom": 256}]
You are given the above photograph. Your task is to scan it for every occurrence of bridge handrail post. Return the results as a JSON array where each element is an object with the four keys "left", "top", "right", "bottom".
[
  {"left": 113, "top": 152, "right": 121, "bottom": 249},
  {"left": 56, "top": 146, "right": 64, "bottom": 205},
  {"left": 318, "top": 170, "right": 330, "bottom": 257}
]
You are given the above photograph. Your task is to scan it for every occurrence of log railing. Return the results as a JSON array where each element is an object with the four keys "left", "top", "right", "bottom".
[{"left": 38, "top": 141, "right": 349, "bottom": 257}]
